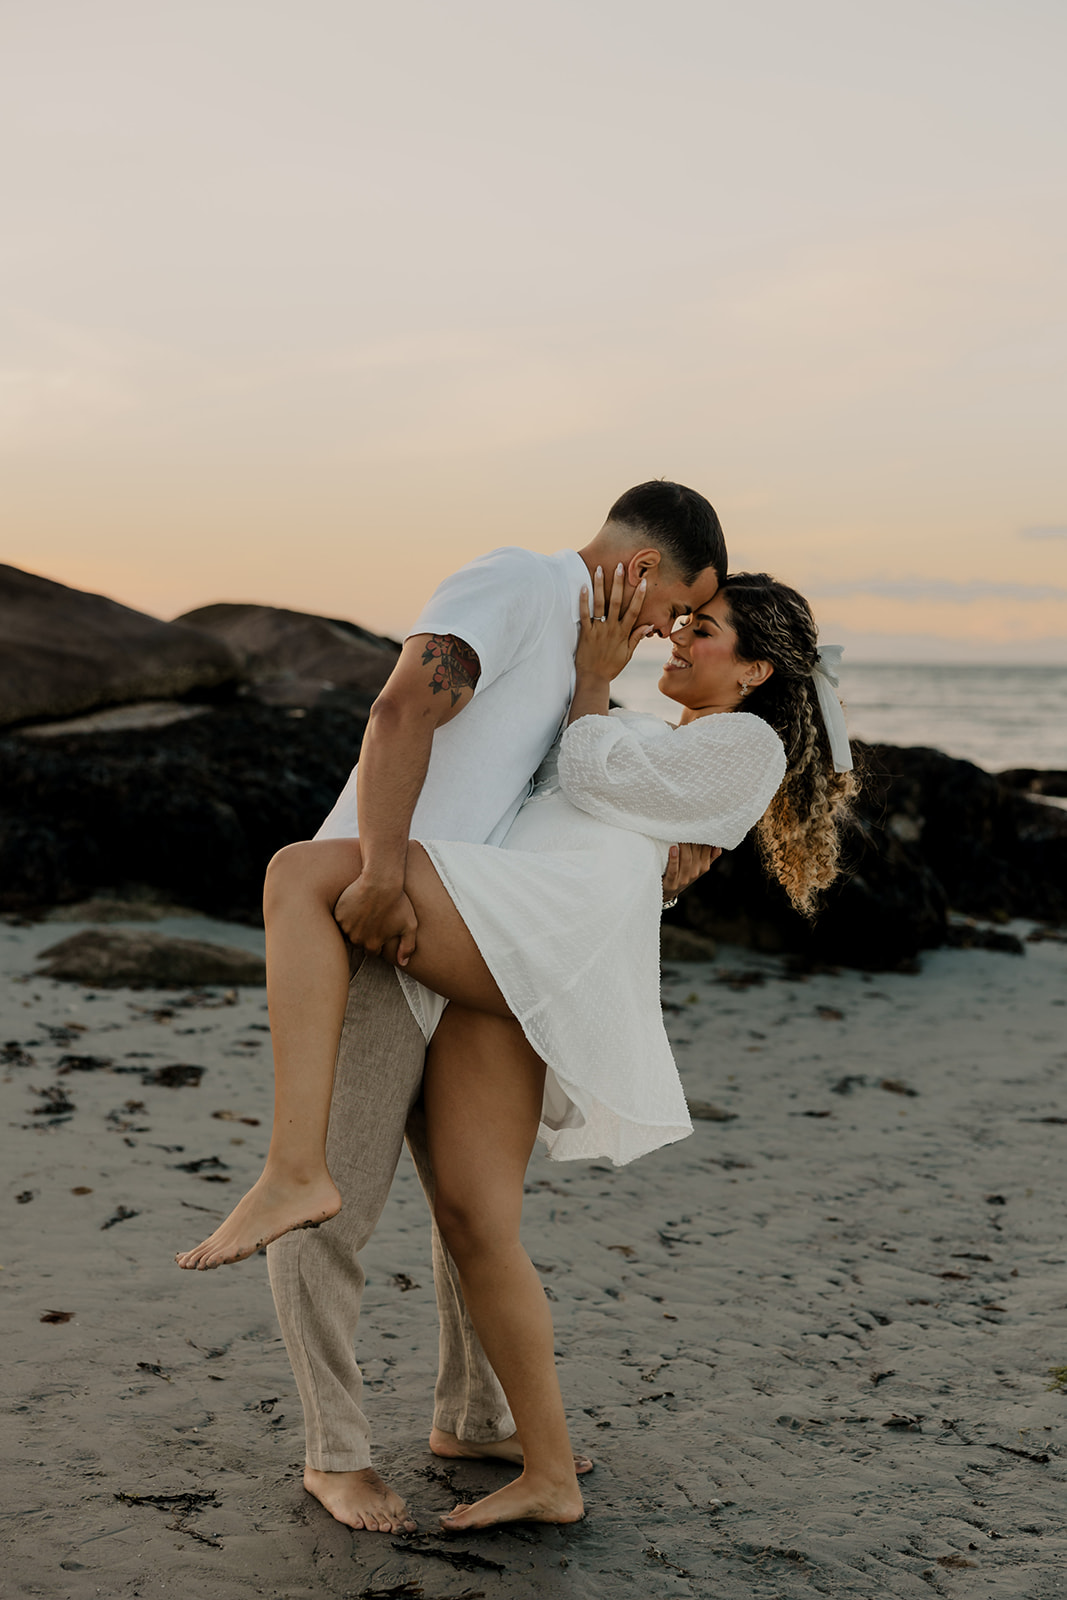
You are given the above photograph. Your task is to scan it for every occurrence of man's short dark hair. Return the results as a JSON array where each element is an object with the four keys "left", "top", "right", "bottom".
[{"left": 606, "top": 480, "right": 727, "bottom": 586}]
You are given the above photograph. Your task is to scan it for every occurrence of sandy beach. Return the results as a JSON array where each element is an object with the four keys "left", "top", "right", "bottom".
[{"left": 3, "top": 911, "right": 1066, "bottom": 1599}]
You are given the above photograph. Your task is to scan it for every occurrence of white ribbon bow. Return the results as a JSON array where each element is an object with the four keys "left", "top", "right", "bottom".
[{"left": 810, "top": 644, "right": 853, "bottom": 773}]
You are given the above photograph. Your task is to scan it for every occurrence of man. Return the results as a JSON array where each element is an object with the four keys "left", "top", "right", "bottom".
[{"left": 267, "top": 481, "right": 727, "bottom": 1531}]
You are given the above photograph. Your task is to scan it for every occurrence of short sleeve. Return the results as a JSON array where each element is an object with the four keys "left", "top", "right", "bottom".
[
  {"left": 406, "top": 547, "right": 559, "bottom": 694},
  {"left": 557, "top": 710, "right": 786, "bottom": 850}
]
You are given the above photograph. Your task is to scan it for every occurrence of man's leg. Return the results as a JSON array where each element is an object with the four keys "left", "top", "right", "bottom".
[
  {"left": 267, "top": 951, "right": 424, "bottom": 1528},
  {"left": 265, "top": 951, "right": 516, "bottom": 1527}
]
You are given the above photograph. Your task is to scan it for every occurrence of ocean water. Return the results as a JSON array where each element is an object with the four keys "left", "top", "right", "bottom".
[{"left": 613, "top": 651, "right": 1067, "bottom": 774}]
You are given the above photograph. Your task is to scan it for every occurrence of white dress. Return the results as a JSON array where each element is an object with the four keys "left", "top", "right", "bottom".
[{"left": 418, "top": 708, "right": 787, "bottom": 1167}]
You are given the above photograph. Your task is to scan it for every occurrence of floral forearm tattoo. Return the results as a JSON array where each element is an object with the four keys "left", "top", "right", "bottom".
[{"left": 422, "top": 634, "right": 481, "bottom": 707}]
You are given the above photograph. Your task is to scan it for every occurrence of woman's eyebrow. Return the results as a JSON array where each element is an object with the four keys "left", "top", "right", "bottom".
[{"left": 693, "top": 612, "right": 721, "bottom": 628}]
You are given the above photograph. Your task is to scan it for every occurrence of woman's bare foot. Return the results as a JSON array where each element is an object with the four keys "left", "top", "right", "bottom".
[
  {"left": 440, "top": 1472, "right": 583, "bottom": 1532},
  {"left": 174, "top": 1171, "right": 341, "bottom": 1269},
  {"left": 429, "top": 1426, "right": 593, "bottom": 1476},
  {"left": 304, "top": 1467, "right": 417, "bottom": 1532}
]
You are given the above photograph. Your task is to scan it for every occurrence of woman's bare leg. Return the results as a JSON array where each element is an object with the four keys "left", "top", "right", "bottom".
[
  {"left": 176, "top": 840, "right": 359, "bottom": 1266},
  {"left": 423, "top": 1006, "right": 582, "bottom": 1531},
  {"left": 176, "top": 839, "right": 515, "bottom": 1268}
]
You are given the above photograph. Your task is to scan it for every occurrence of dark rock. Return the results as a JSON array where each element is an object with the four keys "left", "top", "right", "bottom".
[
  {"left": 35, "top": 929, "right": 266, "bottom": 988},
  {"left": 0, "top": 565, "right": 241, "bottom": 729},
  {"left": 667, "top": 774, "right": 948, "bottom": 971},
  {"left": 20, "top": 702, "right": 212, "bottom": 740},
  {"left": 864, "top": 745, "right": 1067, "bottom": 925},
  {"left": 0, "top": 699, "right": 362, "bottom": 919},
  {"left": 660, "top": 926, "right": 717, "bottom": 962},
  {"left": 175, "top": 602, "right": 400, "bottom": 708},
  {"left": 688, "top": 1101, "right": 737, "bottom": 1122},
  {"left": 999, "top": 768, "right": 1067, "bottom": 800},
  {"left": 44, "top": 895, "right": 201, "bottom": 923},
  {"left": 2, "top": 675, "right": 1064, "bottom": 972},
  {"left": 715, "top": 968, "right": 768, "bottom": 989},
  {"left": 943, "top": 923, "right": 1026, "bottom": 955},
  {"left": 667, "top": 742, "right": 1067, "bottom": 968}
]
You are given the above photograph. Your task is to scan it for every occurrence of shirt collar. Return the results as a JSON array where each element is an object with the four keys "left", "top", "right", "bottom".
[{"left": 556, "top": 548, "right": 591, "bottom": 622}]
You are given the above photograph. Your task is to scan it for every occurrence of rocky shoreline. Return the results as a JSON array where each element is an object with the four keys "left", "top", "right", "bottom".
[{"left": 3, "top": 562, "right": 1064, "bottom": 968}]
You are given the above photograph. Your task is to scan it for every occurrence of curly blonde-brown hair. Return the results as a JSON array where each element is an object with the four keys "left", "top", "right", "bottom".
[{"left": 722, "top": 573, "right": 858, "bottom": 917}]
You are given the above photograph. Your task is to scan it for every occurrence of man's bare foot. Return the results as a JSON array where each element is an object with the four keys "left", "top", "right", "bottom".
[
  {"left": 304, "top": 1467, "right": 417, "bottom": 1533},
  {"left": 174, "top": 1172, "right": 341, "bottom": 1269},
  {"left": 429, "top": 1426, "right": 593, "bottom": 1476},
  {"left": 440, "top": 1472, "right": 583, "bottom": 1532}
]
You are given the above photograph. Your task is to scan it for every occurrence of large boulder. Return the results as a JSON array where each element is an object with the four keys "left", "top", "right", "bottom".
[
  {"left": 866, "top": 745, "right": 1067, "bottom": 925},
  {"left": 667, "top": 742, "right": 1067, "bottom": 967},
  {"left": 36, "top": 928, "right": 265, "bottom": 987},
  {"left": 667, "top": 794, "right": 948, "bottom": 970},
  {"left": 175, "top": 602, "right": 400, "bottom": 707},
  {"left": 0, "top": 699, "right": 362, "bottom": 920},
  {"left": 0, "top": 565, "right": 241, "bottom": 729}
]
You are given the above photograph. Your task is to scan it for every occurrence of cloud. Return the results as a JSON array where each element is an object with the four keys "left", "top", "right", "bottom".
[
  {"left": 1020, "top": 526, "right": 1067, "bottom": 540},
  {"left": 814, "top": 623, "right": 1067, "bottom": 665},
  {"left": 807, "top": 577, "right": 1067, "bottom": 603}
]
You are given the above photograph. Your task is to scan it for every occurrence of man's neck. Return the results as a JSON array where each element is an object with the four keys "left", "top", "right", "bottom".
[
  {"left": 575, "top": 544, "right": 604, "bottom": 586},
  {"left": 576, "top": 521, "right": 629, "bottom": 585}
]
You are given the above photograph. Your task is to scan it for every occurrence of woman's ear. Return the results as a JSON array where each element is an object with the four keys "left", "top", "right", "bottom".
[{"left": 745, "top": 660, "right": 774, "bottom": 690}]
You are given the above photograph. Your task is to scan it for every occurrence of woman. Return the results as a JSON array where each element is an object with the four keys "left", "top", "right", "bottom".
[{"left": 176, "top": 568, "right": 856, "bottom": 1531}]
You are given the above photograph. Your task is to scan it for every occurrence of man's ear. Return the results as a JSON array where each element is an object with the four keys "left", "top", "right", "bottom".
[{"left": 626, "top": 548, "right": 662, "bottom": 586}]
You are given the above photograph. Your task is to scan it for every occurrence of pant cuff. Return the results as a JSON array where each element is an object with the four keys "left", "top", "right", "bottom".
[
  {"left": 432, "top": 1409, "right": 515, "bottom": 1444},
  {"left": 305, "top": 1449, "right": 375, "bottom": 1473}
]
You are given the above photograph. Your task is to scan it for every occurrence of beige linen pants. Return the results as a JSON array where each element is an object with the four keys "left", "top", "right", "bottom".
[{"left": 267, "top": 952, "right": 514, "bottom": 1471}]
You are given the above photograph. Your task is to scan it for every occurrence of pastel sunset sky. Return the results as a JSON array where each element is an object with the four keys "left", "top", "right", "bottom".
[{"left": 3, "top": 0, "right": 1065, "bottom": 659}]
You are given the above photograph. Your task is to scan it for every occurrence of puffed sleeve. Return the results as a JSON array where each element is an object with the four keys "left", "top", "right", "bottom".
[{"left": 557, "top": 710, "right": 786, "bottom": 849}]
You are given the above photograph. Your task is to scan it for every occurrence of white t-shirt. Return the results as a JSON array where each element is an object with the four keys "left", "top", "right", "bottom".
[{"left": 317, "top": 545, "right": 588, "bottom": 847}]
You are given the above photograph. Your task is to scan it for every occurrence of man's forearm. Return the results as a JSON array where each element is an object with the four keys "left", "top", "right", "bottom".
[{"left": 355, "top": 697, "right": 437, "bottom": 887}]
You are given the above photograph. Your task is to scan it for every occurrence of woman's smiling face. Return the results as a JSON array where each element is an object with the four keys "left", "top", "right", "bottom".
[{"left": 658, "top": 591, "right": 770, "bottom": 715}]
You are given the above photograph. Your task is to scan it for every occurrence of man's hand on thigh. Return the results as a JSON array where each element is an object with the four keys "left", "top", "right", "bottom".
[{"left": 661, "top": 842, "right": 720, "bottom": 905}]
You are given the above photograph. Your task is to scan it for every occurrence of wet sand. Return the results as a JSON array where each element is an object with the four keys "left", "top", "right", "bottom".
[{"left": 3, "top": 912, "right": 1066, "bottom": 1599}]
